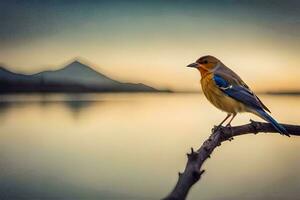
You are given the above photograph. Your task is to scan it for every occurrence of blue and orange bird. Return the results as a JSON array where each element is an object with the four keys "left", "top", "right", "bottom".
[{"left": 187, "top": 55, "right": 289, "bottom": 136}]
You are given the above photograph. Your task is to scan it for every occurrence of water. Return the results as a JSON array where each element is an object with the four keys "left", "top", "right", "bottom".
[{"left": 0, "top": 93, "right": 299, "bottom": 200}]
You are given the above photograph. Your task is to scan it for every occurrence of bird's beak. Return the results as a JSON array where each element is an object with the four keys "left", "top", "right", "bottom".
[{"left": 186, "top": 62, "right": 199, "bottom": 68}]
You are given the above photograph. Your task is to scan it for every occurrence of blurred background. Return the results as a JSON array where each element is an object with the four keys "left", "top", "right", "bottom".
[
  {"left": 1, "top": 0, "right": 300, "bottom": 92},
  {"left": 0, "top": 1, "right": 299, "bottom": 199}
]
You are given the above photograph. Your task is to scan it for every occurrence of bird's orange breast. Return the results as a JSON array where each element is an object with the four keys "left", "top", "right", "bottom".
[{"left": 200, "top": 73, "right": 247, "bottom": 114}]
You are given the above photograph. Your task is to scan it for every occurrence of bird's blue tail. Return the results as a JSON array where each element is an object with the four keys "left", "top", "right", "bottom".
[{"left": 256, "top": 109, "right": 290, "bottom": 137}]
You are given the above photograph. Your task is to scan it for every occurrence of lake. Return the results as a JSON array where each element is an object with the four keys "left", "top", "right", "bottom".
[{"left": 0, "top": 93, "right": 299, "bottom": 200}]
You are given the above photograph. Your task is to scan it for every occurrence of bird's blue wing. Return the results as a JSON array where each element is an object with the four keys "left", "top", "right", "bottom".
[
  {"left": 213, "top": 74, "right": 289, "bottom": 136},
  {"left": 213, "top": 74, "right": 263, "bottom": 110}
]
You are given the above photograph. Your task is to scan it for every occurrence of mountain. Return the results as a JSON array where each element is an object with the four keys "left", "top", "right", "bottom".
[
  {"left": 0, "top": 60, "right": 166, "bottom": 93},
  {"left": 32, "top": 61, "right": 121, "bottom": 86}
]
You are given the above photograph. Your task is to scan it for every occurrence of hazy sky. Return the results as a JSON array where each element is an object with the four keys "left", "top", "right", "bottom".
[{"left": 0, "top": 0, "right": 300, "bottom": 91}]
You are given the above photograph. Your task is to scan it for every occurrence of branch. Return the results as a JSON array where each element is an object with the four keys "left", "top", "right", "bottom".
[{"left": 162, "top": 120, "right": 300, "bottom": 200}]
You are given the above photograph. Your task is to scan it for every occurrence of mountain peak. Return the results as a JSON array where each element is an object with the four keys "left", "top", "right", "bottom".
[
  {"left": 40, "top": 59, "right": 120, "bottom": 85},
  {"left": 59, "top": 60, "right": 102, "bottom": 76},
  {"left": 70, "top": 59, "right": 85, "bottom": 65},
  {"left": 65, "top": 59, "right": 89, "bottom": 69}
]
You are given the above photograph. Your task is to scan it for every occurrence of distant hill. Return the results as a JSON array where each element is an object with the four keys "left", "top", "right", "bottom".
[{"left": 0, "top": 60, "right": 169, "bottom": 93}]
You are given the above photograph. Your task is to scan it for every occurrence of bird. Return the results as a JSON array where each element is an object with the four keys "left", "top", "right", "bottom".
[{"left": 187, "top": 55, "right": 289, "bottom": 137}]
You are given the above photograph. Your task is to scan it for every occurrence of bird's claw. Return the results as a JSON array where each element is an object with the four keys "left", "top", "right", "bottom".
[
  {"left": 212, "top": 125, "right": 223, "bottom": 133},
  {"left": 212, "top": 126, "right": 218, "bottom": 133},
  {"left": 225, "top": 123, "right": 234, "bottom": 140}
]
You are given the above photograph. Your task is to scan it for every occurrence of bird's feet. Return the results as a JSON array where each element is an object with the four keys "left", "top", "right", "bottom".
[
  {"left": 212, "top": 125, "right": 221, "bottom": 133},
  {"left": 212, "top": 126, "right": 217, "bottom": 133},
  {"left": 225, "top": 123, "right": 234, "bottom": 141},
  {"left": 225, "top": 123, "right": 231, "bottom": 128}
]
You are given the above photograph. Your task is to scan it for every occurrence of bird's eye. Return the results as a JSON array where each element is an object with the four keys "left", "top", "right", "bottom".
[{"left": 203, "top": 60, "right": 208, "bottom": 64}]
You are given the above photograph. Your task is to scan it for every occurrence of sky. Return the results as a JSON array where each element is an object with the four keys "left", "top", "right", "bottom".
[{"left": 0, "top": 0, "right": 300, "bottom": 92}]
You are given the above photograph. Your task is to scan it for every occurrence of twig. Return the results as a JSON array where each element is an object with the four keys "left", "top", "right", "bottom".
[{"left": 162, "top": 120, "right": 300, "bottom": 200}]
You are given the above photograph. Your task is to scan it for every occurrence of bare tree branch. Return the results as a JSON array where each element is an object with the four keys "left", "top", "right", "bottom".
[{"left": 162, "top": 120, "right": 300, "bottom": 200}]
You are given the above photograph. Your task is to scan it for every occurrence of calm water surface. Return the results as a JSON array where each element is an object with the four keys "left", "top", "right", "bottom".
[{"left": 0, "top": 93, "right": 300, "bottom": 200}]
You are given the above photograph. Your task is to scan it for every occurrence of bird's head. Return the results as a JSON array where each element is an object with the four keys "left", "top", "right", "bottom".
[{"left": 187, "top": 55, "right": 220, "bottom": 76}]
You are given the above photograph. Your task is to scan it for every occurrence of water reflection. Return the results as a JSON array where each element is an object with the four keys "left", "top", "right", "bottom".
[
  {"left": 0, "top": 93, "right": 299, "bottom": 200},
  {"left": 0, "top": 94, "right": 98, "bottom": 115}
]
